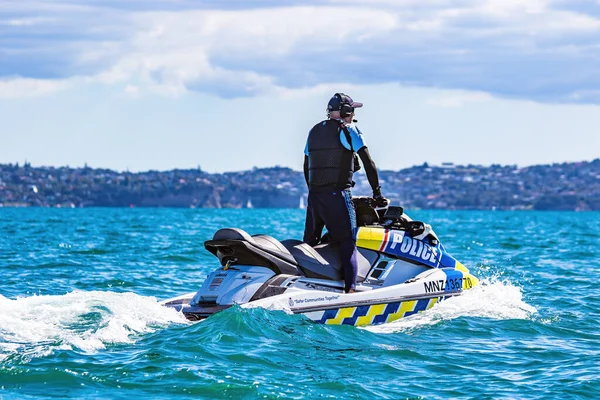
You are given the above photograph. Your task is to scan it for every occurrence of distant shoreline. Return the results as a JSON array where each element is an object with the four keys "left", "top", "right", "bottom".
[
  {"left": 1, "top": 205, "right": 598, "bottom": 213},
  {"left": 1, "top": 159, "right": 599, "bottom": 211}
]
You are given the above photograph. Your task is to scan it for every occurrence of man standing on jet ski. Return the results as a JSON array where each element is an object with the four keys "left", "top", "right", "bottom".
[{"left": 303, "top": 93, "right": 388, "bottom": 293}]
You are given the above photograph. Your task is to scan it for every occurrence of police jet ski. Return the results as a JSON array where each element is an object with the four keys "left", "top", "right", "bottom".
[{"left": 163, "top": 199, "right": 479, "bottom": 327}]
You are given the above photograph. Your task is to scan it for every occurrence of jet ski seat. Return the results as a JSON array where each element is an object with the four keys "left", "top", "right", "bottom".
[
  {"left": 281, "top": 239, "right": 376, "bottom": 283},
  {"left": 212, "top": 229, "right": 292, "bottom": 257},
  {"left": 213, "top": 227, "right": 254, "bottom": 242},
  {"left": 206, "top": 228, "right": 300, "bottom": 275},
  {"left": 251, "top": 234, "right": 293, "bottom": 255},
  {"left": 207, "top": 229, "right": 377, "bottom": 283}
]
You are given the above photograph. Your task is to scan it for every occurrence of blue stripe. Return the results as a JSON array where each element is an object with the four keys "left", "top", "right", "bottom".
[
  {"left": 341, "top": 305, "right": 370, "bottom": 325},
  {"left": 372, "top": 301, "right": 400, "bottom": 324},
  {"left": 442, "top": 268, "right": 463, "bottom": 291},
  {"left": 318, "top": 308, "right": 339, "bottom": 324},
  {"left": 404, "top": 299, "right": 430, "bottom": 317},
  {"left": 317, "top": 297, "right": 449, "bottom": 326},
  {"left": 372, "top": 313, "right": 388, "bottom": 325},
  {"left": 342, "top": 189, "right": 357, "bottom": 240}
]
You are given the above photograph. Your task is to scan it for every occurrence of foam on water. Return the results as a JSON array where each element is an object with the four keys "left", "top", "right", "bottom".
[
  {"left": 242, "top": 299, "right": 293, "bottom": 314},
  {"left": 366, "top": 277, "right": 537, "bottom": 334},
  {"left": 0, "top": 291, "right": 188, "bottom": 361}
]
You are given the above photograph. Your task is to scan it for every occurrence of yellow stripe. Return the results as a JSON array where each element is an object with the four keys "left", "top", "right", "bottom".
[
  {"left": 388, "top": 298, "right": 438, "bottom": 324},
  {"left": 463, "top": 273, "right": 480, "bottom": 290},
  {"left": 326, "top": 297, "right": 444, "bottom": 327},
  {"left": 452, "top": 262, "right": 480, "bottom": 291},
  {"left": 355, "top": 303, "right": 387, "bottom": 327},
  {"left": 356, "top": 227, "right": 386, "bottom": 251},
  {"left": 455, "top": 261, "right": 468, "bottom": 273},
  {"left": 325, "top": 306, "right": 356, "bottom": 325},
  {"left": 386, "top": 300, "right": 417, "bottom": 323}
]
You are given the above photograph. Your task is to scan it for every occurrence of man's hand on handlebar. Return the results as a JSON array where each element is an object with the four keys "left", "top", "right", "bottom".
[{"left": 372, "top": 186, "right": 389, "bottom": 208}]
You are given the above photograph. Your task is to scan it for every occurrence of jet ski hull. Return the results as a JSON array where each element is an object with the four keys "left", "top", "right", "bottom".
[
  {"left": 160, "top": 293, "right": 228, "bottom": 321},
  {"left": 246, "top": 266, "right": 475, "bottom": 326},
  {"left": 165, "top": 294, "right": 454, "bottom": 325},
  {"left": 301, "top": 295, "right": 444, "bottom": 326},
  {"left": 164, "top": 267, "right": 478, "bottom": 326}
]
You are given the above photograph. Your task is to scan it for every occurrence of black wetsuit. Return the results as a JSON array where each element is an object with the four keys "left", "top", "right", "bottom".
[{"left": 303, "top": 119, "right": 380, "bottom": 292}]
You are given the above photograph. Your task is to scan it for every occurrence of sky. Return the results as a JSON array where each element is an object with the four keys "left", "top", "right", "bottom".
[{"left": 1, "top": 0, "right": 600, "bottom": 173}]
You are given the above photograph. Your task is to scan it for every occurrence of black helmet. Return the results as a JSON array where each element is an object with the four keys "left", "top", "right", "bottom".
[{"left": 327, "top": 93, "right": 363, "bottom": 118}]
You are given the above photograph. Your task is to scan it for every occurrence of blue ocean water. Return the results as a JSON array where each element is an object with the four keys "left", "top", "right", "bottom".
[{"left": 0, "top": 208, "right": 598, "bottom": 399}]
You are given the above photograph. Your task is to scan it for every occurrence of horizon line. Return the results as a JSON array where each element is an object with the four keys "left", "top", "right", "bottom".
[{"left": 2, "top": 157, "right": 599, "bottom": 175}]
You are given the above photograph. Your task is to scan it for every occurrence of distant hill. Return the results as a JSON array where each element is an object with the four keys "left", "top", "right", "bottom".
[{"left": 1, "top": 160, "right": 599, "bottom": 210}]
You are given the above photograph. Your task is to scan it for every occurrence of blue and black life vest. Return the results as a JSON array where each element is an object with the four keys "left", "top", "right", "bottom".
[{"left": 306, "top": 119, "right": 355, "bottom": 190}]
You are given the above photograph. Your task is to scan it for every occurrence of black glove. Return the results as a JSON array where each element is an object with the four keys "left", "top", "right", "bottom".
[{"left": 372, "top": 187, "right": 389, "bottom": 208}]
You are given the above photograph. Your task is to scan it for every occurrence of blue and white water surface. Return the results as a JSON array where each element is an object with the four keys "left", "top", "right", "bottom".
[{"left": 1, "top": 208, "right": 598, "bottom": 399}]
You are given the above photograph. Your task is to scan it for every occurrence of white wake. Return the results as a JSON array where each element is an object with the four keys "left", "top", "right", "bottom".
[
  {"left": 366, "top": 277, "right": 537, "bottom": 334},
  {"left": 0, "top": 291, "right": 188, "bottom": 361}
]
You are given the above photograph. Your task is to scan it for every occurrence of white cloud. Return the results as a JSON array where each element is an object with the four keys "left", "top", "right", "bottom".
[
  {"left": 271, "top": 83, "right": 365, "bottom": 100},
  {"left": 428, "top": 91, "right": 494, "bottom": 108},
  {"left": 1, "top": 19, "right": 36, "bottom": 26},
  {"left": 85, "top": 7, "right": 397, "bottom": 92},
  {"left": 568, "top": 89, "right": 600, "bottom": 103},
  {"left": 122, "top": 84, "right": 140, "bottom": 97},
  {"left": 0, "top": 77, "right": 69, "bottom": 98},
  {"left": 2, "top": 1, "right": 600, "bottom": 103}
]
